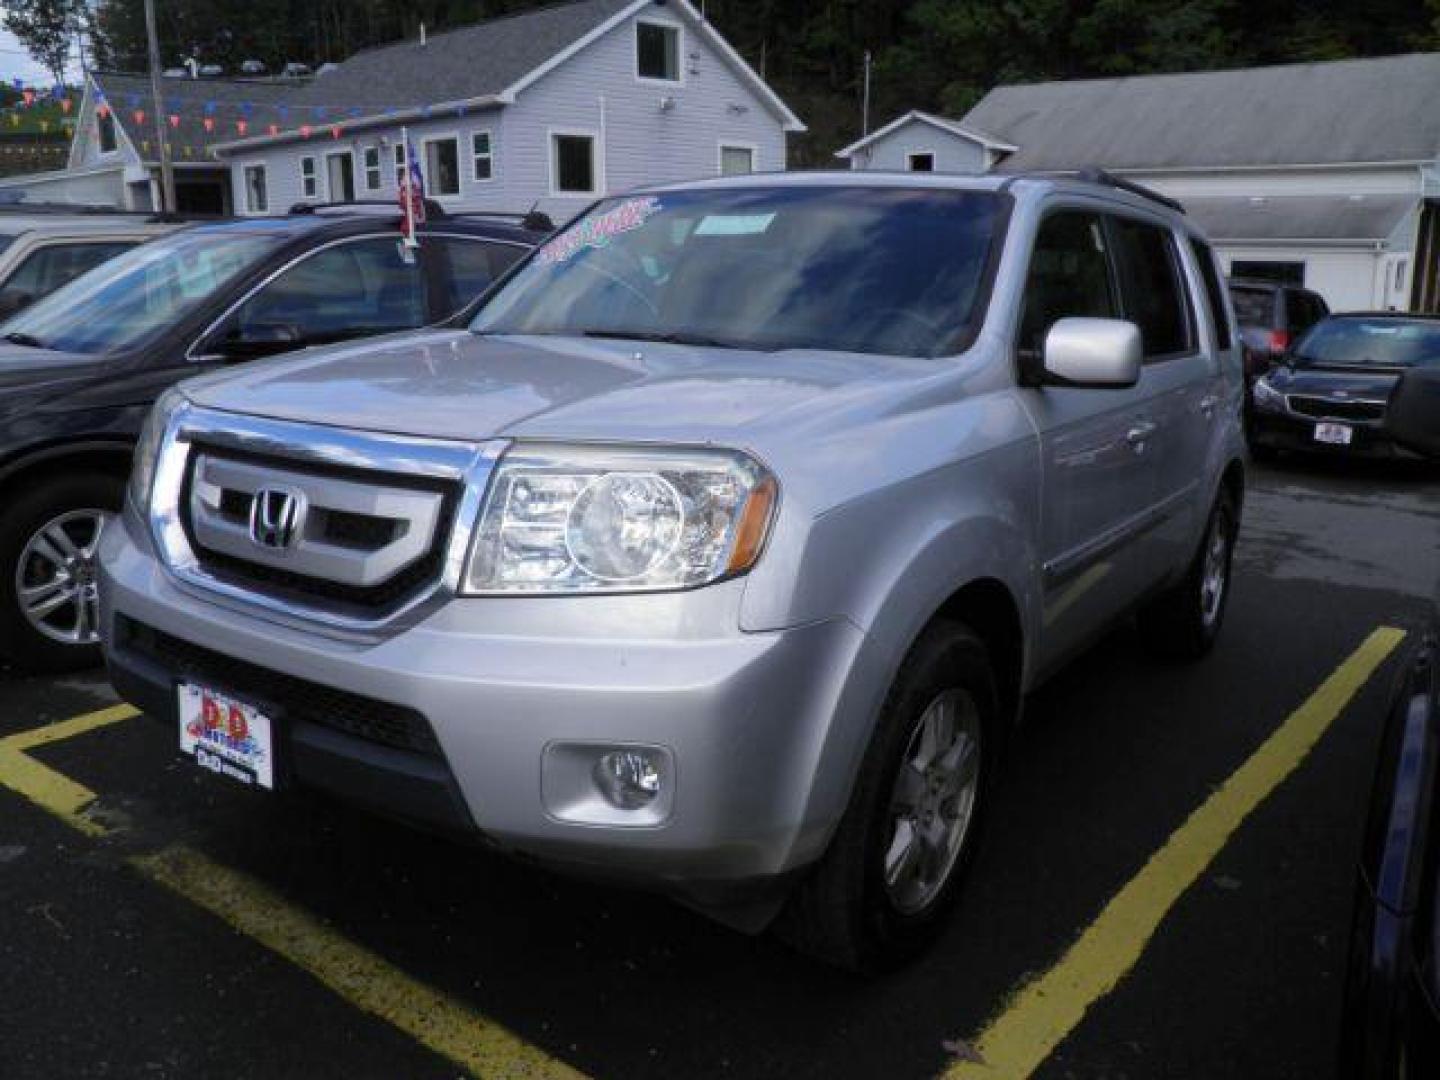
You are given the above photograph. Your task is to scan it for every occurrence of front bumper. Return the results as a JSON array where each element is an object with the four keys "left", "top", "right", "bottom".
[
  {"left": 99, "top": 513, "right": 870, "bottom": 895},
  {"left": 1249, "top": 410, "right": 1408, "bottom": 458}
]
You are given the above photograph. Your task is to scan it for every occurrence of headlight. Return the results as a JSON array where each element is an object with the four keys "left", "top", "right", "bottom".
[
  {"left": 462, "top": 445, "right": 778, "bottom": 594},
  {"left": 1252, "top": 377, "right": 1286, "bottom": 413},
  {"left": 129, "top": 387, "right": 187, "bottom": 511}
]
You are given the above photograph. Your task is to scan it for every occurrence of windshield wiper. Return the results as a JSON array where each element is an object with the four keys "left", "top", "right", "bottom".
[
  {"left": 3, "top": 332, "right": 48, "bottom": 349},
  {"left": 578, "top": 329, "right": 755, "bottom": 350}
]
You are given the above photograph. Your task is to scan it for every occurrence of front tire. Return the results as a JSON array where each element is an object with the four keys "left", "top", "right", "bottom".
[
  {"left": 0, "top": 473, "right": 124, "bottom": 673},
  {"left": 775, "top": 620, "right": 998, "bottom": 973},
  {"left": 1137, "top": 487, "right": 1239, "bottom": 660}
]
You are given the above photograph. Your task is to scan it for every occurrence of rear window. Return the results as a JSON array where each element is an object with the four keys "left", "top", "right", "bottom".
[
  {"left": 1109, "top": 215, "right": 1191, "bottom": 359},
  {"left": 1229, "top": 286, "right": 1275, "bottom": 329}
]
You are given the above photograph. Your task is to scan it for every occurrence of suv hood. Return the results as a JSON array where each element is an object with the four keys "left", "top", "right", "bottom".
[
  {"left": 1265, "top": 365, "right": 1401, "bottom": 400},
  {"left": 184, "top": 329, "right": 946, "bottom": 444}
]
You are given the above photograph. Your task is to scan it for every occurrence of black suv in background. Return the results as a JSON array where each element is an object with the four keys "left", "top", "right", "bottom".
[
  {"left": 1229, "top": 277, "right": 1330, "bottom": 379},
  {"left": 0, "top": 202, "right": 547, "bottom": 671}
]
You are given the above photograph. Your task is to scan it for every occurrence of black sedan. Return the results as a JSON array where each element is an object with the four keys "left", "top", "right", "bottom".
[
  {"left": 1248, "top": 313, "right": 1440, "bottom": 459},
  {"left": 1341, "top": 368, "right": 1440, "bottom": 1078}
]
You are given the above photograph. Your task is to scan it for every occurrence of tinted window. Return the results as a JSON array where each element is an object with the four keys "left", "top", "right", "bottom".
[
  {"left": 1229, "top": 285, "right": 1275, "bottom": 328},
  {"left": 474, "top": 187, "right": 1006, "bottom": 358},
  {"left": 1019, "top": 211, "right": 1117, "bottom": 355},
  {"left": 0, "top": 231, "right": 280, "bottom": 355},
  {"left": 1287, "top": 290, "right": 1325, "bottom": 334},
  {"left": 1292, "top": 317, "right": 1440, "bottom": 369},
  {"left": 1109, "top": 216, "right": 1190, "bottom": 358},
  {"left": 228, "top": 237, "right": 426, "bottom": 346},
  {"left": 1189, "top": 239, "right": 1232, "bottom": 350},
  {"left": 0, "top": 241, "right": 134, "bottom": 312},
  {"left": 436, "top": 238, "right": 524, "bottom": 314}
]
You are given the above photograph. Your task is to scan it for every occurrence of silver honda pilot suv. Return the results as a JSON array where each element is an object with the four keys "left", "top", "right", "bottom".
[{"left": 101, "top": 172, "right": 1246, "bottom": 971}]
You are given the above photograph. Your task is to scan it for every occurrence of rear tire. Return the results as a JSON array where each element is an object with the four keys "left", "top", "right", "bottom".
[
  {"left": 0, "top": 473, "right": 124, "bottom": 673},
  {"left": 1137, "top": 488, "right": 1239, "bottom": 661},
  {"left": 774, "top": 620, "right": 998, "bottom": 973}
]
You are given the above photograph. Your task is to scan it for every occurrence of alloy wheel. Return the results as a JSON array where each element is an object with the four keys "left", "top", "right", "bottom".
[{"left": 16, "top": 508, "right": 110, "bottom": 646}]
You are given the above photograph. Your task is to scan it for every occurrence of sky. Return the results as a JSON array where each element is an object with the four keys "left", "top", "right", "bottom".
[{"left": 0, "top": 26, "right": 83, "bottom": 87}]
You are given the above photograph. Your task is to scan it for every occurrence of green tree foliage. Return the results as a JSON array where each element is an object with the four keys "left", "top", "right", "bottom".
[
  {"left": 81, "top": 0, "right": 1440, "bottom": 163},
  {"left": 3, "top": 0, "right": 84, "bottom": 87}
]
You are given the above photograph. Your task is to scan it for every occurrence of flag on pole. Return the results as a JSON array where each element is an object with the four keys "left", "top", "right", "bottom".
[{"left": 398, "top": 127, "right": 426, "bottom": 247}]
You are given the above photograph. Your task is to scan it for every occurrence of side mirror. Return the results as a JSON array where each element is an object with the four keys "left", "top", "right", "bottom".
[
  {"left": 1384, "top": 368, "right": 1440, "bottom": 459},
  {"left": 214, "top": 323, "right": 301, "bottom": 360},
  {"left": 1040, "top": 317, "right": 1142, "bottom": 389}
]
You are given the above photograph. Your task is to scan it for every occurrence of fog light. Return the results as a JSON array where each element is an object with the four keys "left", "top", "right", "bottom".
[{"left": 593, "top": 750, "right": 663, "bottom": 809}]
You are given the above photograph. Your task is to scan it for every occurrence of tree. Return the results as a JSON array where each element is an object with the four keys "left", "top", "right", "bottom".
[{"left": 2, "top": 0, "right": 82, "bottom": 87}]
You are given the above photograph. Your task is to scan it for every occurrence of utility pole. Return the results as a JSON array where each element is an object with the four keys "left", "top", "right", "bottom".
[
  {"left": 143, "top": 0, "right": 176, "bottom": 215},
  {"left": 861, "top": 50, "right": 872, "bottom": 136}
]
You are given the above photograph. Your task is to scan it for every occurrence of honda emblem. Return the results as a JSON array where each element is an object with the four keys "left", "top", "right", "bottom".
[{"left": 249, "top": 487, "right": 305, "bottom": 551}]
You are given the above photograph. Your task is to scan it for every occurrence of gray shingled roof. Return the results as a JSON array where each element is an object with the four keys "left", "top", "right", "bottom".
[
  {"left": 290, "top": 0, "right": 634, "bottom": 110},
  {"left": 963, "top": 53, "right": 1440, "bottom": 171},
  {"left": 93, "top": 72, "right": 296, "bottom": 164},
  {"left": 1184, "top": 194, "right": 1416, "bottom": 242}
]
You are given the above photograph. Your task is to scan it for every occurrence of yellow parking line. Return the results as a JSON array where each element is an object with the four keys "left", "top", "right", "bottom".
[
  {"left": 135, "top": 845, "right": 586, "bottom": 1080},
  {"left": 0, "top": 703, "right": 136, "bottom": 835},
  {"left": 0, "top": 704, "right": 586, "bottom": 1079},
  {"left": 945, "top": 625, "right": 1406, "bottom": 1079}
]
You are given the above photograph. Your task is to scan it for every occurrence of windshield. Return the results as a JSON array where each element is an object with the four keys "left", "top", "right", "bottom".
[
  {"left": 1229, "top": 286, "right": 1275, "bottom": 328},
  {"left": 1291, "top": 317, "right": 1440, "bottom": 370},
  {"left": 471, "top": 186, "right": 1006, "bottom": 357},
  {"left": 0, "top": 230, "right": 282, "bottom": 355}
]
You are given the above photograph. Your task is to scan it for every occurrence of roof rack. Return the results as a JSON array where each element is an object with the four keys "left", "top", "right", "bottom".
[
  {"left": 447, "top": 209, "right": 555, "bottom": 233},
  {"left": 288, "top": 198, "right": 449, "bottom": 219},
  {"left": 1073, "top": 168, "right": 1185, "bottom": 214}
]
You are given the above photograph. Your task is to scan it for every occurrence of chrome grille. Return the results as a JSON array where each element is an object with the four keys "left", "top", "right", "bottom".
[{"left": 1286, "top": 395, "right": 1386, "bottom": 423}]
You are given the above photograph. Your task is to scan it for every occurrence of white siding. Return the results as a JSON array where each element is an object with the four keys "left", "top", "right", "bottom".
[
  {"left": 848, "top": 122, "right": 988, "bottom": 174},
  {"left": 1218, "top": 245, "right": 1388, "bottom": 311},
  {"left": 221, "top": 8, "right": 790, "bottom": 218}
]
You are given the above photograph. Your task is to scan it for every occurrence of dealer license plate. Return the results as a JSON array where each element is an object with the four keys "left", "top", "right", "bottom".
[
  {"left": 178, "top": 683, "right": 275, "bottom": 790},
  {"left": 1314, "top": 422, "right": 1353, "bottom": 446}
]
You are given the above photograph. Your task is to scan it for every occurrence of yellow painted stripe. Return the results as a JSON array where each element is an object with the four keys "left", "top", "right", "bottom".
[
  {"left": 134, "top": 845, "right": 586, "bottom": 1080},
  {"left": 946, "top": 625, "right": 1406, "bottom": 1079},
  {"left": 0, "top": 703, "right": 136, "bottom": 835}
]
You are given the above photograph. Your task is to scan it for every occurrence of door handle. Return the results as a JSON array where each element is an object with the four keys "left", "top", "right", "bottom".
[{"left": 1125, "top": 421, "right": 1157, "bottom": 451}]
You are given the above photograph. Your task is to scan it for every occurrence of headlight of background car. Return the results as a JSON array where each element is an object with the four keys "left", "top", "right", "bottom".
[
  {"left": 1252, "top": 377, "right": 1287, "bottom": 413},
  {"left": 128, "top": 387, "right": 187, "bottom": 511},
  {"left": 462, "top": 445, "right": 778, "bottom": 594}
]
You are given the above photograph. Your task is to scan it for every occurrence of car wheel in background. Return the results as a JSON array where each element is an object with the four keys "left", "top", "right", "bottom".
[
  {"left": 1138, "top": 487, "right": 1239, "bottom": 660},
  {"left": 775, "top": 620, "right": 998, "bottom": 973},
  {"left": 0, "top": 473, "right": 125, "bottom": 673}
]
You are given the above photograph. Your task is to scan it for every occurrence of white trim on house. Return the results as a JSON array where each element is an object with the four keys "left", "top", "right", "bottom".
[
  {"left": 906, "top": 149, "right": 936, "bottom": 172},
  {"left": 241, "top": 162, "right": 269, "bottom": 214},
  {"left": 548, "top": 125, "right": 604, "bottom": 197},
  {"left": 633, "top": 15, "right": 685, "bottom": 87},
  {"left": 470, "top": 128, "right": 496, "bottom": 183},
  {"left": 835, "top": 110, "right": 1017, "bottom": 159},
  {"left": 421, "top": 131, "right": 464, "bottom": 199},
  {"left": 717, "top": 140, "right": 757, "bottom": 175}
]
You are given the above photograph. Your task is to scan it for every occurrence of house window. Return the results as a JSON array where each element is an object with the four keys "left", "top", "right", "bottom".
[
  {"left": 719, "top": 144, "right": 754, "bottom": 175},
  {"left": 636, "top": 21, "right": 680, "bottom": 81},
  {"left": 97, "top": 110, "right": 117, "bottom": 154},
  {"left": 243, "top": 165, "right": 268, "bottom": 213},
  {"left": 472, "top": 131, "right": 494, "bottom": 181},
  {"left": 363, "top": 146, "right": 381, "bottom": 191},
  {"left": 300, "top": 156, "right": 318, "bottom": 199},
  {"left": 1232, "top": 260, "right": 1305, "bottom": 286},
  {"left": 907, "top": 152, "right": 935, "bottom": 172},
  {"left": 552, "top": 133, "right": 597, "bottom": 195},
  {"left": 394, "top": 143, "right": 407, "bottom": 187},
  {"left": 425, "top": 136, "right": 461, "bottom": 197}
]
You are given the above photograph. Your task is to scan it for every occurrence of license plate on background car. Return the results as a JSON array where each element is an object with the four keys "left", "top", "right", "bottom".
[
  {"left": 1314, "top": 422, "right": 1353, "bottom": 446},
  {"left": 178, "top": 683, "right": 275, "bottom": 789}
]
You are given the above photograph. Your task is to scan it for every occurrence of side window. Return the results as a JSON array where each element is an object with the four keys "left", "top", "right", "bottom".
[
  {"left": 1288, "top": 291, "right": 1323, "bottom": 335},
  {"left": 224, "top": 237, "right": 427, "bottom": 348},
  {"left": 1019, "top": 211, "right": 1117, "bottom": 356},
  {"left": 435, "top": 237, "right": 525, "bottom": 315},
  {"left": 1108, "top": 216, "right": 1191, "bottom": 360},
  {"left": 0, "top": 241, "right": 134, "bottom": 314},
  {"left": 1189, "top": 238, "right": 1233, "bottom": 350}
]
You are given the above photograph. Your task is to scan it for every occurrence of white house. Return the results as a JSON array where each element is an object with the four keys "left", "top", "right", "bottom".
[
  {"left": 843, "top": 54, "right": 1440, "bottom": 313},
  {"left": 212, "top": 0, "right": 804, "bottom": 219},
  {"left": 836, "top": 110, "right": 1014, "bottom": 174}
]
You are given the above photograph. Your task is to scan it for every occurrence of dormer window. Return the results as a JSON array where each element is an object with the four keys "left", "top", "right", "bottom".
[{"left": 636, "top": 21, "right": 680, "bottom": 82}]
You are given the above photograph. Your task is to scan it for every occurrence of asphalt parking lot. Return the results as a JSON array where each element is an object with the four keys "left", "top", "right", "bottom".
[{"left": 1, "top": 457, "right": 1436, "bottom": 1080}]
